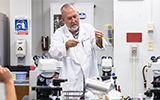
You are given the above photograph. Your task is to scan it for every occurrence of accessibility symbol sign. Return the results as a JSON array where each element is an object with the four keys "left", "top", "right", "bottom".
[{"left": 14, "top": 16, "right": 29, "bottom": 35}]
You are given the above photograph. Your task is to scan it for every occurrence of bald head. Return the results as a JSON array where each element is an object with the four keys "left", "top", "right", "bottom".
[{"left": 61, "top": 3, "right": 76, "bottom": 18}]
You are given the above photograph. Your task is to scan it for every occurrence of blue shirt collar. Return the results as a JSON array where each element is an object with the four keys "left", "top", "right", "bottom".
[{"left": 70, "top": 28, "right": 80, "bottom": 39}]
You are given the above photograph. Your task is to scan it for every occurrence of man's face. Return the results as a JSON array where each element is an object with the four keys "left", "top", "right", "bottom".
[{"left": 62, "top": 6, "right": 80, "bottom": 33}]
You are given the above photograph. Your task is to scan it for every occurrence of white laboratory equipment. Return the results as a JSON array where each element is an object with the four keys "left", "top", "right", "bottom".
[
  {"left": 84, "top": 56, "right": 121, "bottom": 100},
  {"left": 29, "top": 58, "right": 122, "bottom": 100},
  {"left": 144, "top": 62, "right": 160, "bottom": 100},
  {"left": 29, "top": 59, "right": 67, "bottom": 100},
  {"left": 85, "top": 76, "right": 122, "bottom": 100},
  {"left": 144, "top": 56, "right": 160, "bottom": 100}
]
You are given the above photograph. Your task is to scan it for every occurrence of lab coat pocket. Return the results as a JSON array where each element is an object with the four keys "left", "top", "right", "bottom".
[{"left": 83, "top": 39, "right": 92, "bottom": 56}]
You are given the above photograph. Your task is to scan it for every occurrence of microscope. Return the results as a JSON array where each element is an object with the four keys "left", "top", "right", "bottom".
[
  {"left": 101, "top": 56, "right": 117, "bottom": 90},
  {"left": 144, "top": 56, "right": 160, "bottom": 100},
  {"left": 29, "top": 59, "right": 67, "bottom": 100},
  {"left": 83, "top": 56, "right": 120, "bottom": 100}
]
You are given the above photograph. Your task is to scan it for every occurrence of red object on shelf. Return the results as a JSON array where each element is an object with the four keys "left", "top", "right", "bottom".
[
  {"left": 127, "top": 33, "right": 142, "bottom": 42},
  {"left": 118, "top": 85, "right": 121, "bottom": 92},
  {"left": 29, "top": 65, "right": 36, "bottom": 71}
]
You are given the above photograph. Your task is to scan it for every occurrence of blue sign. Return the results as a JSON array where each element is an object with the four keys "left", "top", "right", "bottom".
[
  {"left": 15, "top": 19, "right": 28, "bottom": 31},
  {"left": 79, "top": 12, "right": 86, "bottom": 20}
]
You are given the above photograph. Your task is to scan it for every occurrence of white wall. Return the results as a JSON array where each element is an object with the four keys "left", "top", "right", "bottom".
[
  {"left": 10, "top": 0, "right": 32, "bottom": 65},
  {"left": 0, "top": 0, "right": 10, "bottom": 17},
  {"left": 114, "top": 0, "right": 160, "bottom": 98}
]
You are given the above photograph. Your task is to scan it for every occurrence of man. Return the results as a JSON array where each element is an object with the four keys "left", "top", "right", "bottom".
[
  {"left": 0, "top": 66, "right": 17, "bottom": 100},
  {"left": 49, "top": 3, "right": 108, "bottom": 92}
]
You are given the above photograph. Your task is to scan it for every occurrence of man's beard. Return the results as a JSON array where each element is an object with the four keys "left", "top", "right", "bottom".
[{"left": 68, "top": 22, "right": 79, "bottom": 31}]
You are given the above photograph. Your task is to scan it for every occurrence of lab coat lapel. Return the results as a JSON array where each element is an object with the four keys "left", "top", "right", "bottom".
[
  {"left": 78, "top": 26, "right": 86, "bottom": 42},
  {"left": 76, "top": 25, "right": 86, "bottom": 65},
  {"left": 63, "top": 25, "right": 71, "bottom": 38}
]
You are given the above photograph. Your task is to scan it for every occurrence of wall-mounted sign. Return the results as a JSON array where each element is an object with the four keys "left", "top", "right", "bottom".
[
  {"left": 127, "top": 32, "right": 142, "bottom": 42},
  {"left": 79, "top": 12, "right": 87, "bottom": 20},
  {"left": 14, "top": 16, "right": 29, "bottom": 35}
]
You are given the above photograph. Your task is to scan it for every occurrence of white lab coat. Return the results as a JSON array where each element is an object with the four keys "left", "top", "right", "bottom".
[{"left": 49, "top": 23, "right": 108, "bottom": 92}]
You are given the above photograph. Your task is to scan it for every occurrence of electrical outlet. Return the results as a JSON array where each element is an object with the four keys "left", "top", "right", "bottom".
[
  {"left": 148, "top": 22, "right": 153, "bottom": 32},
  {"left": 148, "top": 23, "right": 153, "bottom": 32},
  {"left": 148, "top": 41, "right": 153, "bottom": 51},
  {"left": 132, "top": 46, "right": 137, "bottom": 56},
  {"left": 130, "top": 44, "right": 139, "bottom": 60}
]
